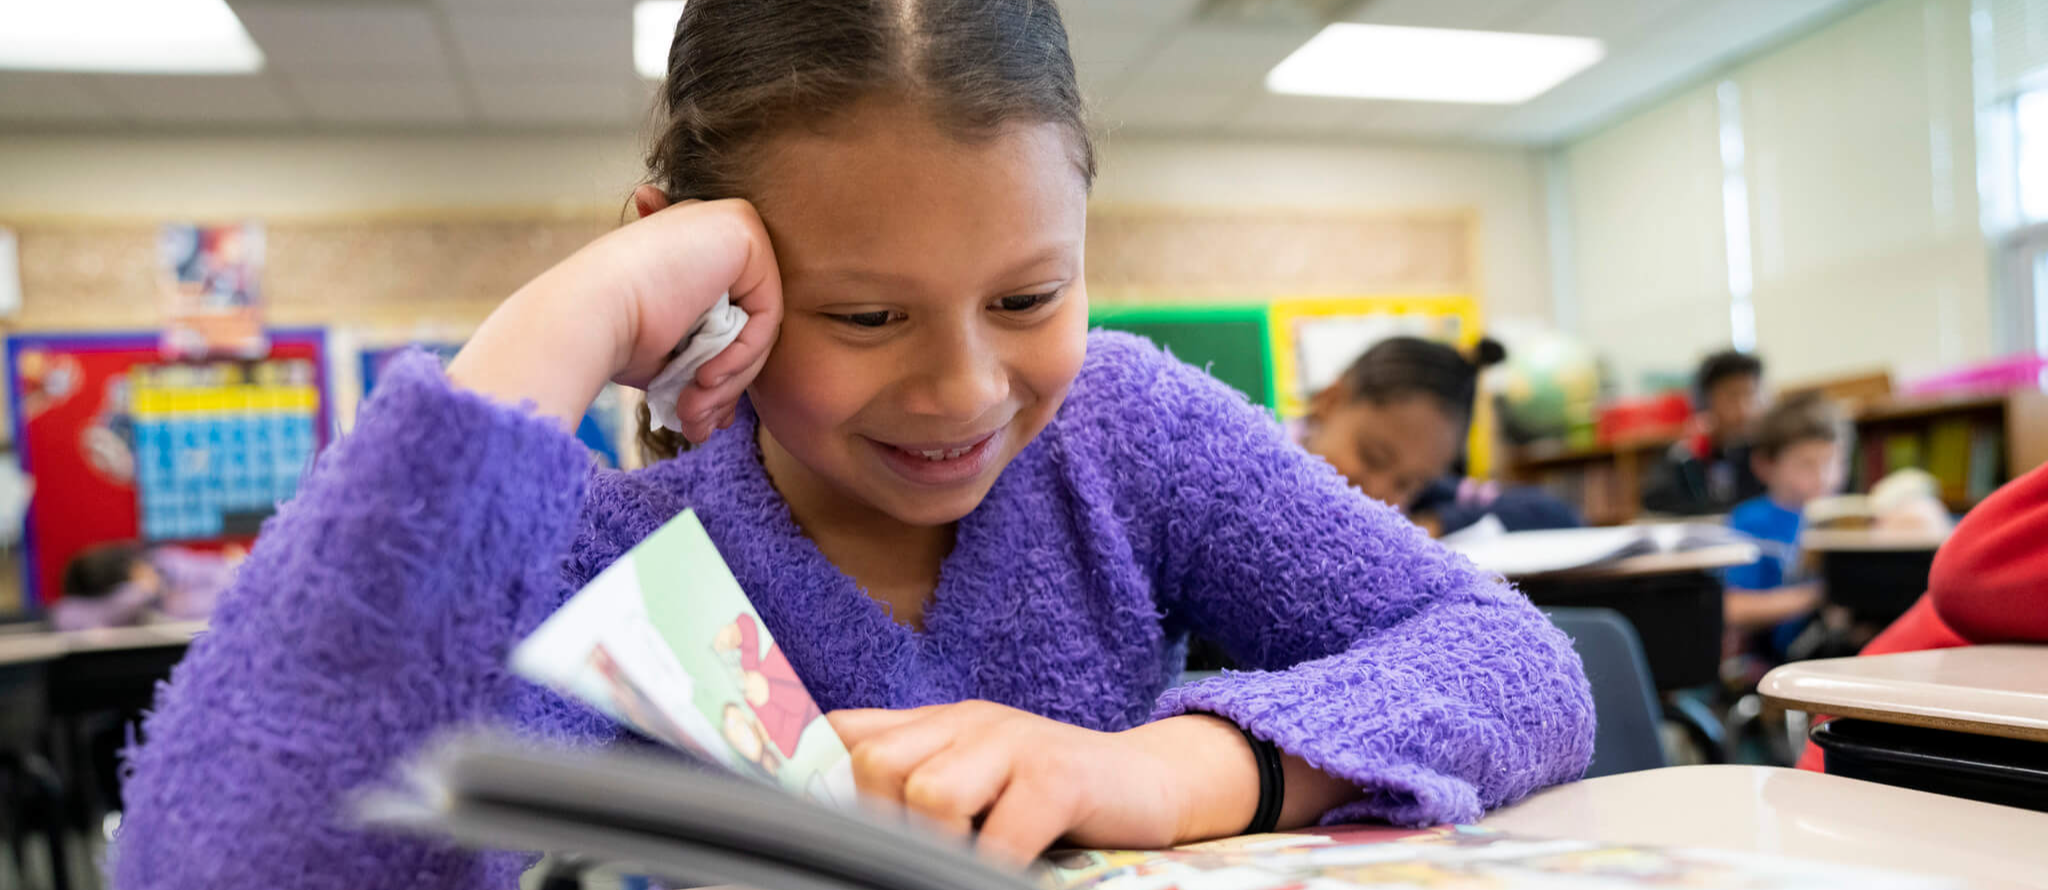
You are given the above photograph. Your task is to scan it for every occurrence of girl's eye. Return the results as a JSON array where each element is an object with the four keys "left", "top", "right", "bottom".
[
  {"left": 996, "top": 291, "right": 1059, "bottom": 313},
  {"left": 831, "top": 310, "right": 897, "bottom": 328}
]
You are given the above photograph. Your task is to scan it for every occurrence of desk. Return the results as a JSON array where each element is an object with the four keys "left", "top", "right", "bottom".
[
  {"left": 1482, "top": 765, "right": 2048, "bottom": 889},
  {"left": 0, "top": 620, "right": 201, "bottom": 889},
  {"left": 1762, "top": 647, "right": 2048, "bottom": 812},
  {"left": 1512, "top": 544, "right": 1755, "bottom": 693},
  {"left": 0, "top": 620, "right": 203, "bottom": 667},
  {"left": 1760, "top": 646, "right": 2048, "bottom": 743},
  {"left": 1513, "top": 542, "right": 1758, "bottom": 582},
  {"left": 1801, "top": 529, "right": 1946, "bottom": 626}
]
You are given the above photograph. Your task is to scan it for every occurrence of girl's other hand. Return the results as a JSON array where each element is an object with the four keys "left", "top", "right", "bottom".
[
  {"left": 448, "top": 191, "right": 783, "bottom": 441},
  {"left": 827, "top": 702, "right": 1260, "bottom": 868}
]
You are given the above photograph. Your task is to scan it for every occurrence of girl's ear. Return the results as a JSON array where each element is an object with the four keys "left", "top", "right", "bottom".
[
  {"left": 632, "top": 184, "right": 673, "bottom": 220},
  {"left": 1308, "top": 383, "right": 1345, "bottom": 423}
]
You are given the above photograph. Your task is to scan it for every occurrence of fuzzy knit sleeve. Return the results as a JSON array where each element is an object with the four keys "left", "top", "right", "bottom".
[
  {"left": 112, "top": 350, "right": 604, "bottom": 890},
  {"left": 1087, "top": 334, "right": 1594, "bottom": 827}
]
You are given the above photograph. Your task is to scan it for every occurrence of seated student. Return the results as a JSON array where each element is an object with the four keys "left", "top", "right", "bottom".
[
  {"left": 1795, "top": 459, "right": 2048, "bottom": 770},
  {"left": 114, "top": 4, "right": 1594, "bottom": 886},
  {"left": 1723, "top": 393, "right": 1847, "bottom": 661},
  {"left": 1643, "top": 350, "right": 1768, "bottom": 516},
  {"left": 52, "top": 541, "right": 237, "bottom": 632},
  {"left": 1297, "top": 337, "right": 1580, "bottom": 535}
]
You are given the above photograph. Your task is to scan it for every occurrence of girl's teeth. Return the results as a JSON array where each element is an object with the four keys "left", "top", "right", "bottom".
[{"left": 912, "top": 444, "right": 975, "bottom": 461}]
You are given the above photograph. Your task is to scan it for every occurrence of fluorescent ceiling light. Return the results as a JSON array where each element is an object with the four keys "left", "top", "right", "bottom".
[
  {"left": 635, "top": 0, "right": 687, "bottom": 80},
  {"left": 0, "top": 0, "right": 263, "bottom": 74},
  {"left": 1267, "top": 23, "right": 1603, "bottom": 104}
]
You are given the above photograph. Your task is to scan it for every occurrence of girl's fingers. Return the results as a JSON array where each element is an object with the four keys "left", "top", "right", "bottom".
[
  {"left": 669, "top": 348, "right": 769, "bottom": 443},
  {"left": 692, "top": 304, "right": 780, "bottom": 389},
  {"left": 843, "top": 714, "right": 972, "bottom": 806},
  {"left": 976, "top": 776, "right": 1077, "bottom": 868},
  {"left": 900, "top": 741, "right": 1013, "bottom": 838},
  {"left": 825, "top": 706, "right": 946, "bottom": 747}
]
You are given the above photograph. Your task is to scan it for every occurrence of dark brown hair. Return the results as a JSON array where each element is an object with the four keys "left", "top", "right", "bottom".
[
  {"left": 1696, "top": 349, "right": 1763, "bottom": 403},
  {"left": 63, "top": 541, "right": 146, "bottom": 600},
  {"left": 1333, "top": 336, "right": 1507, "bottom": 430},
  {"left": 1752, "top": 392, "right": 1845, "bottom": 460},
  {"left": 634, "top": 0, "right": 1096, "bottom": 463}
]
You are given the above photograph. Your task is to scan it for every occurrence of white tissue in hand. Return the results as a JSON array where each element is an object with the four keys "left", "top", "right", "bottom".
[{"left": 645, "top": 293, "right": 748, "bottom": 433}]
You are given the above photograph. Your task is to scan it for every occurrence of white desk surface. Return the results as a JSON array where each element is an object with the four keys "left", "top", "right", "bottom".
[
  {"left": 1801, "top": 528, "right": 1951, "bottom": 552},
  {"left": 0, "top": 620, "right": 205, "bottom": 667},
  {"left": 1760, "top": 645, "right": 2048, "bottom": 742},
  {"left": 1482, "top": 765, "right": 2048, "bottom": 888}
]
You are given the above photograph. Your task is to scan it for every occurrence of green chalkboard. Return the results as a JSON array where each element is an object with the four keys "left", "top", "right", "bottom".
[{"left": 1089, "top": 305, "right": 1274, "bottom": 409}]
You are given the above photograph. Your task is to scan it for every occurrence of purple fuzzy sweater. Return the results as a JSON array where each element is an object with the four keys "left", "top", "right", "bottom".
[{"left": 114, "top": 331, "right": 1592, "bottom": 889}]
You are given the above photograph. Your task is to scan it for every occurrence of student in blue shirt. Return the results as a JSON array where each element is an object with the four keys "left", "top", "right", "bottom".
[{"left": 1725, "top": 393, "right": 1847, "bottom": 659}]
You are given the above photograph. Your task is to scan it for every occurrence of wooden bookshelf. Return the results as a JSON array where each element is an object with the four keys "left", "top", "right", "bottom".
[
  {"left": 1504, "top": 436, "right": 1676, "bottom": 527},
  {"left": 1504, "top": 389, "right": 2048, "bottom": 525},
  {"left": 1849, "top": 390, "right": 2048, "bottom": 512}
]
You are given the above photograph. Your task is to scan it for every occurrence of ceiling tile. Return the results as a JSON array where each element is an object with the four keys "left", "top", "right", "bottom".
[
  {"left": 1225, "top": 93, "right": 1361, "bottom": 137},
  {"left": 1060, "top": 0, "right": 1205, "bottom": 31},
  {"left": 1068, "top": 23, "right": 1165, "bottom": 105},
  {"left": 230, "top": 2, "right": 448, "bottom": 76},
  {"left": 1478, "top": 0, "right": 1858, "bottom": 143},
  {"left": 434, "top": 0, "right": 635, "bottom": 9},
  {"left": 96, "top": 75, "right": 304, "bottom": 124},
  {"left": 1347, "top": 0, "right": 1548, "bottom": 30},
  {"left": 0, "top": 73, "right": 124, "bottom": 123},
  {"left": 293, "top": 76, "right": 470, "bottom": 125},
  {"left": 446, "top": 12, "right": 631, "bottom": 78},
  {"left": 1345, "top": 101, "right": 1495, "bottom": 139},
  {"left": 1120, "top": 23, "right": 1319, "bottom": 94},
  {"left": 471, "top": 77, "right": 648, "bottom": 126},
  {"left": 1508, "top": 0, "right": 1694, "bottom": 41},
  {"left": 1099, "top": 85, "right": 1248, "bottom": 132}
]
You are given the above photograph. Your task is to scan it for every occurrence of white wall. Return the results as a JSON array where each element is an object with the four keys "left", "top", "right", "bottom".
[
  {"left": 1560, "top": 0, "right": 1991, "bottom": 391},
  {"left": 1563, "top": 82, "right": 1734, "bottom": 394},
  {"left": 0, "top": 131, "right": 1554, "bottom": 326}
]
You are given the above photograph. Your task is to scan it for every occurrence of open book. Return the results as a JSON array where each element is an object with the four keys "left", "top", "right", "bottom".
[
  {"left": 505, "top": 509, "right": 855, "bottom": 807},
  {"left": 362, "top": 733, "right": 1954, "bottom": 890},
  {"left": 359, "top": 510, "right": 1950, "bottom": 890}
]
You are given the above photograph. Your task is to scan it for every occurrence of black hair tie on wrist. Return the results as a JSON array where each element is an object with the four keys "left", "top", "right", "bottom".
[{"left": 1199, "top": 712, "right": 1285, "bottom": 836}]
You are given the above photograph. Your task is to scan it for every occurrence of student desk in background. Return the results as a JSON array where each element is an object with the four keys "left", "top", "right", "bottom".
[
  {"left": 0, "top": 621, "right": 202, "bottom": 890},
  {"left": 1510, "top": 543, "right": 1757, "bottom": 762},
  {"left": 1483, "top": 765, "right": 2048, "bottom": 888},
  {"left": 1801, "top": 528, "right": 1950, "bottom": 627},
  {"left": 1761, "top": 646, "right": 2048, "bottom": 812}
]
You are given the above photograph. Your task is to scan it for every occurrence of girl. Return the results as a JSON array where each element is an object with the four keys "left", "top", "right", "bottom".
[
  {"left": 1297, "top": 337, "right": 1579, "bottom": 535},
  {"left": 114, "top": 2, "right": 1593, "bottom": 887}
]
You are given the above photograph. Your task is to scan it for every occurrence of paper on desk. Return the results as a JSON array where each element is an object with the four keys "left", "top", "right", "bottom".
[
  {"left": 1443, "top": 526, "right": 1651, "bottom": 576},
  {"left": 511, "top": 509, "right": 856, "bottom": 808}
]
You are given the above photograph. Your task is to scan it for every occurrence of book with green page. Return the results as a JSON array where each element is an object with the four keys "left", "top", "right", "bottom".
[{"left": 358, "top": 510, "right": 1960, "bottom": 890}]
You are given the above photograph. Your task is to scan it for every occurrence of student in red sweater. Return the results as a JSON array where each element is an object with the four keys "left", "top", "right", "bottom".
[{"left": 1797, "top": 459, "right": 2048, "bottom": 771}]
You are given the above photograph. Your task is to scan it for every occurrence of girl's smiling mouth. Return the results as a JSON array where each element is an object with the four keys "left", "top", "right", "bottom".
[{"left": 865, "top": 428, "right": 1004, "bottom": 486}]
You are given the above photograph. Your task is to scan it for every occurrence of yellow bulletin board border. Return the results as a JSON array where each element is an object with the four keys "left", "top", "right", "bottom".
[{"left": 1267, "top": 295, "right": 1493, "bottom": 477}]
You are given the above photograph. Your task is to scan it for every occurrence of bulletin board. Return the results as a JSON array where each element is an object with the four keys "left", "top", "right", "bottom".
[
  {"left": 1089, "top": 304, "right": 1276, "bottom": 409},
  {"left": 1267, "top": 295, "right": 1488, "bottom": 475},
  {"left": 7, "top": 329, "right": 331, "bottom": 608},
  {"left": 358, "top": 342, "right": 629, "bottom": 470},
  {"left": 1091, "top": 295, "right": 1490, "bottom": 475}
]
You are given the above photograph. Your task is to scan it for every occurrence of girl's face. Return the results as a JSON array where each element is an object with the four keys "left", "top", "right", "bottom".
[
  {"left": 746, "top": 101, "right": 1090, "bottom": 528},
  {"left": 1301, "top": 392, "right": 1463, "bottom": 511}
]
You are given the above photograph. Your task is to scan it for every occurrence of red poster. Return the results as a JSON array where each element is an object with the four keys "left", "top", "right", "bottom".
[{"left": 8, "top": 330, "right": 328, "bottom": 609}]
